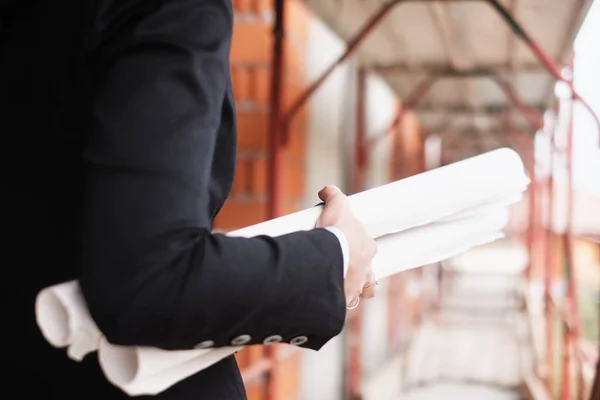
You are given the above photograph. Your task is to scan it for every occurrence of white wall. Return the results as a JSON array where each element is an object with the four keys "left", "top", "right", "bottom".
[
  {"left": 300, "top": 13, "right": 400, "bottom": 400},
  {"left": 573, "top": 0, "right": 600, "bottom": 197}
]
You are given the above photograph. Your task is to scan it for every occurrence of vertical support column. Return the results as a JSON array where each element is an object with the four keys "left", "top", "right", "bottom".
[
  {"left": 268, "top": 0, "right": 286, "bottom": 221},
  {"left": 525, "top": 140, "right": 537, "bottom": 280},
  {"left": 560, "top": 95, "right": 574, "bottom": 400},
  {"left": 353, "top": 68, "right": 368, "bottom": 193},
  {"left": 347, "top": 67, "right": 367, "bottom": 400},
  {"left": 560, "top": 77, "right": 583, "bottom": 400},
  {"left": 266, "top": 1, "right": 285, "bottom": 399},
  {"left": 544, "top": 119, "right": 556, "bottom": 389}
]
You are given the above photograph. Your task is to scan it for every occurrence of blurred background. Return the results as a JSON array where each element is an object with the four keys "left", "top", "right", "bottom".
[{"left": 216, "top": 1, "right": 600, "bottom": 399}]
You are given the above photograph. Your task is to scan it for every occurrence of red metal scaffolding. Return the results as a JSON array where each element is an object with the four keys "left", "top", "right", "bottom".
[{"left": 242, "top": 0, "right": 600, "bottom": 399}]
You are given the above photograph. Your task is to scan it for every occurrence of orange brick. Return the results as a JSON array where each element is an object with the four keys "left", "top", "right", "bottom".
[
  {"left": 249, "top": 157, "right": 268, "bottom": 196},
  {"left": 282, "top": 80, "right": 306, "bottom": 112},
  {"left": 281, "top": 160, "right": 304, "bottom": 198},
  {"left": 273, "top": 351, "right": 301, "bottom": 400},
  {"left": 231, "top": 158, "right": 250, "bottom": 195},
  {"left": 231, "top": 23, "right": 272, "bottom": 64},
  {"left": 282, "top": 197, "right": 303, "bottom": 215},
  {"left": 284, "top": 119, "right": 306, "bottom": 159},
  {"left": 254, "top": 0, "right": 272, "bottom": 13},
  {"left": 232, "top": 66, "right": 251, "bottom": 103},
  {"left": 237, "top": 112, "right": 269, "bottom": 150},
  {"left": 235, "top": 348, "right": 249, "bottom": 368},
  {"left": 233, "top": 0, "right": 253, "bottom": 13},
  {"left": 283, "top": 49, "right": 305, "bottom": 87},
  {"left": 214, "top": 200, "right": 268, "bottom": 230},
  {"left": 246, "top": 383, "right": 266, "bottom": 400},
  {"left": 250, "top": 67, "right": 271, "bottom": 105}
]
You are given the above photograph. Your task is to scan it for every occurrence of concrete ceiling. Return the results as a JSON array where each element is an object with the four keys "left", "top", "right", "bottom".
[{"left": 301, "top": 0, "right": 593, "bottom": 162}]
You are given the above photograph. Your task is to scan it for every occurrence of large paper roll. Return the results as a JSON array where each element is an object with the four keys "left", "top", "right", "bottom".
[
  {"left": 35, "top": 148, "right": 529, "bottom": 395},
  {"left": 38, "top": 206, "right": 508, "bottom": 395},
  {"left": 229, "top": 148, "right": 528, "bottom": 239}
]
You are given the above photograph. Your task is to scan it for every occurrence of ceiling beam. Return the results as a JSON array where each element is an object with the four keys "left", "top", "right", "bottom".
[
  {"left": 412, "top": 103, "right": 546, "bottom": 114},
  {"left": 365, "top": 62, "right": 544, "bottom": 75},
  {"left": 506, "top": 0, "right": 518, "bottom": 72},
  {"left": 542, "top": 0, "right": 594, "bottom": 104},
  {"left": 426, "top": 1, "right": 477, "bottom": 126}
]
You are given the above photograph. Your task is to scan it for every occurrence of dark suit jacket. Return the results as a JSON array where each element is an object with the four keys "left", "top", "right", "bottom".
[{"left": 1, "top": 1, "right": 346, "bottom": 398}]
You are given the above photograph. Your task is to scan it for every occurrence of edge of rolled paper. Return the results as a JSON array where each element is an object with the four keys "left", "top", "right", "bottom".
[
  {"left": 98, "top": 339, "right": 141, "bottom": 387},
  {"left": 35, "top": 287, "right": 72, "bottom": 348},
  {"left": 98, "top": 340, "right": 243, "bottom": 396},
  {"left": 228, "top": 148, "right": 529, "bottom": 240}
]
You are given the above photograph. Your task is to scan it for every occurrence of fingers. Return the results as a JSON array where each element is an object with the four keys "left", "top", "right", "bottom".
[
  {"left": 316, "top": 185, "right": 346, "bottom": 228},
  {"left": 344, "top": 275, "right": 363, "bottom": 307},
  {"left": 345, "top": 270, "right": 377, "bottom": 308},
  {"left": 360, "top": 271, "right": 378, "bottom": 300},
  {"left": 318, "top": 185, "right": 343, "bottom": 202}
]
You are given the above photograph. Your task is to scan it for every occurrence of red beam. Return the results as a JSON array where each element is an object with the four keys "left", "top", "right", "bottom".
[
  {"left": 371, "top": 72, "right": 543, "bottom": 150},
  {"left": 267, "top": 0, "right": 286, "bottom": 220},
  {"left": 484, "top": 0, "right": 600, "bottom": 147},
  {"left": 544, "top": 119, "right": 556, "bottom": 389},
  {"left": 347, "top": 67, "right": 367, "bottom": 400},
  {"left": 281, "top": 0, "right": 399, "bottom": 142},
  {"left": 266, "top": 1, "right": 286, "bottom": 398},
  {"left": 354, "top": 68, "right": 368, "bottom": 193},
  {"left": 561, "top": 92, "right": 584, "bottom": 400}
]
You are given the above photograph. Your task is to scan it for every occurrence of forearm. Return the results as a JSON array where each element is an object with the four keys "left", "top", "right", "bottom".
[{"left": 81, "top": 226, "right": 346, "bottom": 351}]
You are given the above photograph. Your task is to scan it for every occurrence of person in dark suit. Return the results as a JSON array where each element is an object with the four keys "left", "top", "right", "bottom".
[{"left": 2, "top": 0, "right": 378, "bottom": 398}]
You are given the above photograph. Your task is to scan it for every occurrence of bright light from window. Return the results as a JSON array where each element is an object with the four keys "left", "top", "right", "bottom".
[{"left": 572, "top": 2, "right": 600, "bottom": 196}]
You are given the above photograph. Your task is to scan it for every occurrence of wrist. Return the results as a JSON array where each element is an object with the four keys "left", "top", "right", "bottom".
[{"left": 323, "top": 226, "right": 349, "bottom": 278}]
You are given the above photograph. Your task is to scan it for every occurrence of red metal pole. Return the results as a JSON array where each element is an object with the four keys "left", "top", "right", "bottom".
[
  {"left": 525, "top": 139, "right": 537, "bottom": 280},
  {"left": 267, "top": 0, "right": 286, "bottom": 221},
  {"left": 266, "top": 1, "right": 285, "bottom": 398},
  {"left": 354, "top": 68, "right": 368, "bottom": 192},
  {"left": 485, "top": 0, "right": 600, "bottom": 146},
  {"left": 281, "top": 0, "right": 399, "bottom": 143},
  {"left": 347, "top": 67, "right": 368, "bottom": 400},
  {"left": 544, "top": 118, "right": 556, "bottom": 390},
  {"left": 560, "top": 88, "right": 584, "bottom": 400},
  {"left": 374, "top": 73, "right": 542, "bottom": 149}
]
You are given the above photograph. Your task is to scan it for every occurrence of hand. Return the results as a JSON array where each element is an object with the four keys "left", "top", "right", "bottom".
[{"left": 316, "top": 185, "right": 378, "bottom": 307}]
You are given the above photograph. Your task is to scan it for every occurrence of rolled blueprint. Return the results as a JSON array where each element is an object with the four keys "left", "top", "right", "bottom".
[
  {"left": 35, "top": 148, "right": 529, "bottom": 395},
  {"left": 229, "top": 148, "right": 528, "bottom": 239}
]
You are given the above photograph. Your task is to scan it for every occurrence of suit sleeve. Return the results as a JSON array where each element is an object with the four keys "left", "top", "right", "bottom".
[{"left": 79, "top": 0, "right": 346, "bottom": 351}]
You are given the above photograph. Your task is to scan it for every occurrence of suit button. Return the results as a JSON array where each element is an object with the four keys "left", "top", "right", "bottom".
[
  {"left": 193, "top": 340, "right": 215, "bottom": 349},
  {"left": 290, "top": 336, "right": 308, "bottom": 346},
  {"left": 263, "top": 335, "right": 283, "bottom": 345},
  {"left": 231, "top": 334, "right": 252, "bottom": 345}
]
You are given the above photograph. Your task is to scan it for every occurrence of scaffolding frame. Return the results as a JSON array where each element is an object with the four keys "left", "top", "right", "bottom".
[{"left": 238, "top": 1, "right": 600, "bottom": 399}]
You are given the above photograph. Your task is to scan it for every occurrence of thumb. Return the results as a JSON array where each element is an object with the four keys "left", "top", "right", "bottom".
[{"left": 316, "top": 185, "right": 345, "bottom": 228}]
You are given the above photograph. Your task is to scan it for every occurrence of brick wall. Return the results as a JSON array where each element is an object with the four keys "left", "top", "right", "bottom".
[
  {"left": 216, "top": 2, "right": 426, "bottom": 399},
  {"left": 213, "top": 1, "right": 311, "bottom": 399}
]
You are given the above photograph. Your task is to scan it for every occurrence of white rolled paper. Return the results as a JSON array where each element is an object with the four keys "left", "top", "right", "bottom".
[
  {"left": 229, "top": 148, "right": 528, "bottom": 239},
  {"left": 35, "top": 148, "right": 529, "bottom": 396}
]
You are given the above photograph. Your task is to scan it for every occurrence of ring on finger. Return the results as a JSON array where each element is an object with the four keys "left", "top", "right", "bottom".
[
  {"left": 346, "top": 297, "right": 360, "bottom": 310},
  {"left": 363, "top": 272, "right": 378, "bottom": 289}
]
